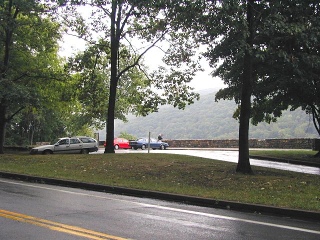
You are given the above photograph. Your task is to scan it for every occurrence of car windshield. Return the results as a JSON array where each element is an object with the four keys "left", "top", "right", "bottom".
[{"left": 52, "top": 138, "right": 60, "bottom": 144}]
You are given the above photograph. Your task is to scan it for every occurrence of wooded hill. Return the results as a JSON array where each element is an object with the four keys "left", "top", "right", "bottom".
[{"left": 105, "top": 90, "right": 319, "bottom": 140}]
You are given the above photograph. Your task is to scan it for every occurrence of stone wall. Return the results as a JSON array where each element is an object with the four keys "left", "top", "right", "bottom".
[{"left": 166, "top": 138, "right": 319, "bottom": 150}]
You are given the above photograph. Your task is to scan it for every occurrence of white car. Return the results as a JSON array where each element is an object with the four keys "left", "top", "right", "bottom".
[{"left": 30, "top": 136, "right": 99, "bottom": 154}]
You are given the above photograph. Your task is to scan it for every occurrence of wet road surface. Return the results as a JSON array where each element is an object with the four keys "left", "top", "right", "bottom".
[{"left": 1, "top": 178, "right": 320, "bottom": 240}]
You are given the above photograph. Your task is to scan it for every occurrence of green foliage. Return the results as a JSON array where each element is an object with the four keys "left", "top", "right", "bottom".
[
  {"left": 0, "top": 0, "right": 67, "bottom": 151},
  {"left": 118, "top": 132, "right": 136, "bottom": 140},
  {"left": 66, "top": 39, "right": 155, "bottom": 124},
  {"left": 5, "top": 107, "right": 66, "bottom": 146},
  {"left": 251, "top": 0, "right": 320, "bottom": 136},
  {"left": 59, "top": 0, "right": 204, "bottom": 153},
  {"left": 165, "top": 0, "right": 320, "bottom": 172},
  {"left": 196, "top": 0, "right": 320, "bottom": 137}
]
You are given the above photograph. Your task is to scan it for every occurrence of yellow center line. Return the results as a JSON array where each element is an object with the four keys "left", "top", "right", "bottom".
[{"left": 0, "top": 209, "right": 129, "bottom": 240}]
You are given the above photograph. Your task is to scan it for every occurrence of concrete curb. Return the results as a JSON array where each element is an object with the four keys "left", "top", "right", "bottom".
[{"left": 1, "top": 171, "right": 319, "bottom": 222}]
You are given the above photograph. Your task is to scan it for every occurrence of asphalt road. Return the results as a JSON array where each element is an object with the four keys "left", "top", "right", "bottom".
[
  {"left": 1, "top": 178, "right": 320, "bottom": 240},
  {"left": 95, "top": 148, "right": 320, "bottom": 175}
]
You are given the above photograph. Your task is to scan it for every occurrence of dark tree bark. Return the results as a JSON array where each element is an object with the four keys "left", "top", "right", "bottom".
[
  {"left": 0, "top": 105, "right": 7, "bottom": 154},
  {"left": 104, "top": 0, "right": 119, "bottom": 154},
  {"left": 237, "top": 0, "right": 254, "bottom": 174},
  {"left": 0, "top": 0, "right": 17, "bottom": 154}
]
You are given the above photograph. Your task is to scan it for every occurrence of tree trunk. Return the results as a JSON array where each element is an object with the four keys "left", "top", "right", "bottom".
[
  {"left": 237, "top": 70, "right": 253, "bottom": 174},
  {"left": 237, "top": 0, "right": 254, "bottom": 174},
  {"left": 105, "top": 0, "right": 119, "bottom": 154},
  {"left": 0, "top": 104, "right": 7, "bottom": 154}
]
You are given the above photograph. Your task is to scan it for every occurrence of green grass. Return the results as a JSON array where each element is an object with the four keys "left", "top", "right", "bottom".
[
  {"left": 250, "top": 150, "right": 320, "bottom": 163},
  {"left": 0, "top": 152, "right": 319, "bottom": 212}
]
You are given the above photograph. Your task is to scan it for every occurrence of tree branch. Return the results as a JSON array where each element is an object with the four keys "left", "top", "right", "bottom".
[
  {"left": 6, "top": 106, "right": 25, "bottom": 122},
  {"left": 117, "top": 30, "right": 168, "bottom": 79}
]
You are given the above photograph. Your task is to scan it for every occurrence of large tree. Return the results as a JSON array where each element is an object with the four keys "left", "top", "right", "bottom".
[
  {"left": 205, "top": 0, "right": 257, "bottom": 173},
  {"left": 164, "top": 0, "right": 320, "bottom": 172},
  {"left": 175, "top": 0, "right": 258, "bottom": 173},
  {"left": 249, "top": 0, "right": 320, "bottom": 156},
  {"left": 61, "top": 0, "right": 201, "bottom": 153},
  {"left": 106, "top": 0, "right": 201, "bottom": 153},
  {"left": 0, "top": 0, "right": 63, "bottom": 153},
  {"left": 205, "top": 0, "right": 320, "bottom": 166}
]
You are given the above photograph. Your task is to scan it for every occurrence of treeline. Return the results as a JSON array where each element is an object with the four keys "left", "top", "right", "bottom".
[{"left": 106, "top": 91, "right": 318, "bottom": 140}]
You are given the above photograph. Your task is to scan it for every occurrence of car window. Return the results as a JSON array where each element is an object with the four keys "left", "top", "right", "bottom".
[
  {"left": 70, "top": 139, "right": 81, "bottom": 144},
  {"left": 58, "top": 139, "right": 69, "bottom": 145},
  {"left": 80, "top": 137, "right": 95, "bottom": 143}
]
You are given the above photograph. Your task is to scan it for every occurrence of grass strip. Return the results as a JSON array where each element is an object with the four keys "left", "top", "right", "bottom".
[
  {"left": 0, "top": 152, "right": 319, "bottom": 212},
  {"left": 250, "top": 150, "right": 320, "bottom": 163}
]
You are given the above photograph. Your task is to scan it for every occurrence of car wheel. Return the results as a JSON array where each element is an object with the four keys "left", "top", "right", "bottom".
[
  {"left": 141, "top": 144, "right": 146, "bottom": 150},
  {"left": 160, "top": 145, "right": 165, "bottom": 150},
  {"left": 114, "top": 144, "right": 119, "bottom": 150},
  {"left": 43, "top": 150, "right": 52, "bottom": 155},
  {"left": 81, "top": 149, "right": 89, "bottom": 154}
]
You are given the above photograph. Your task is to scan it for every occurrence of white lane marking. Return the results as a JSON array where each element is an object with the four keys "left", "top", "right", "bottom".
[{"left": 1, "top": 179, "right": 320, "bottom": 235}]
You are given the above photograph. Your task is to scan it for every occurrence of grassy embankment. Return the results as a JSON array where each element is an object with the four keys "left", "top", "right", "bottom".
[{"left": 0, "top": 150, "right": 319, "bottom": 212}]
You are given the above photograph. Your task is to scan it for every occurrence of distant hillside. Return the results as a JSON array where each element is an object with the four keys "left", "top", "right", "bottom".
[{"left": 99, "top": 91, "right": 318, "bottom": 140}]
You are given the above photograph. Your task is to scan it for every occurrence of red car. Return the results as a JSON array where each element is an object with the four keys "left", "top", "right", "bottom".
[{"left": 104, "top": 138, "right": 131, "bottom": 150}]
